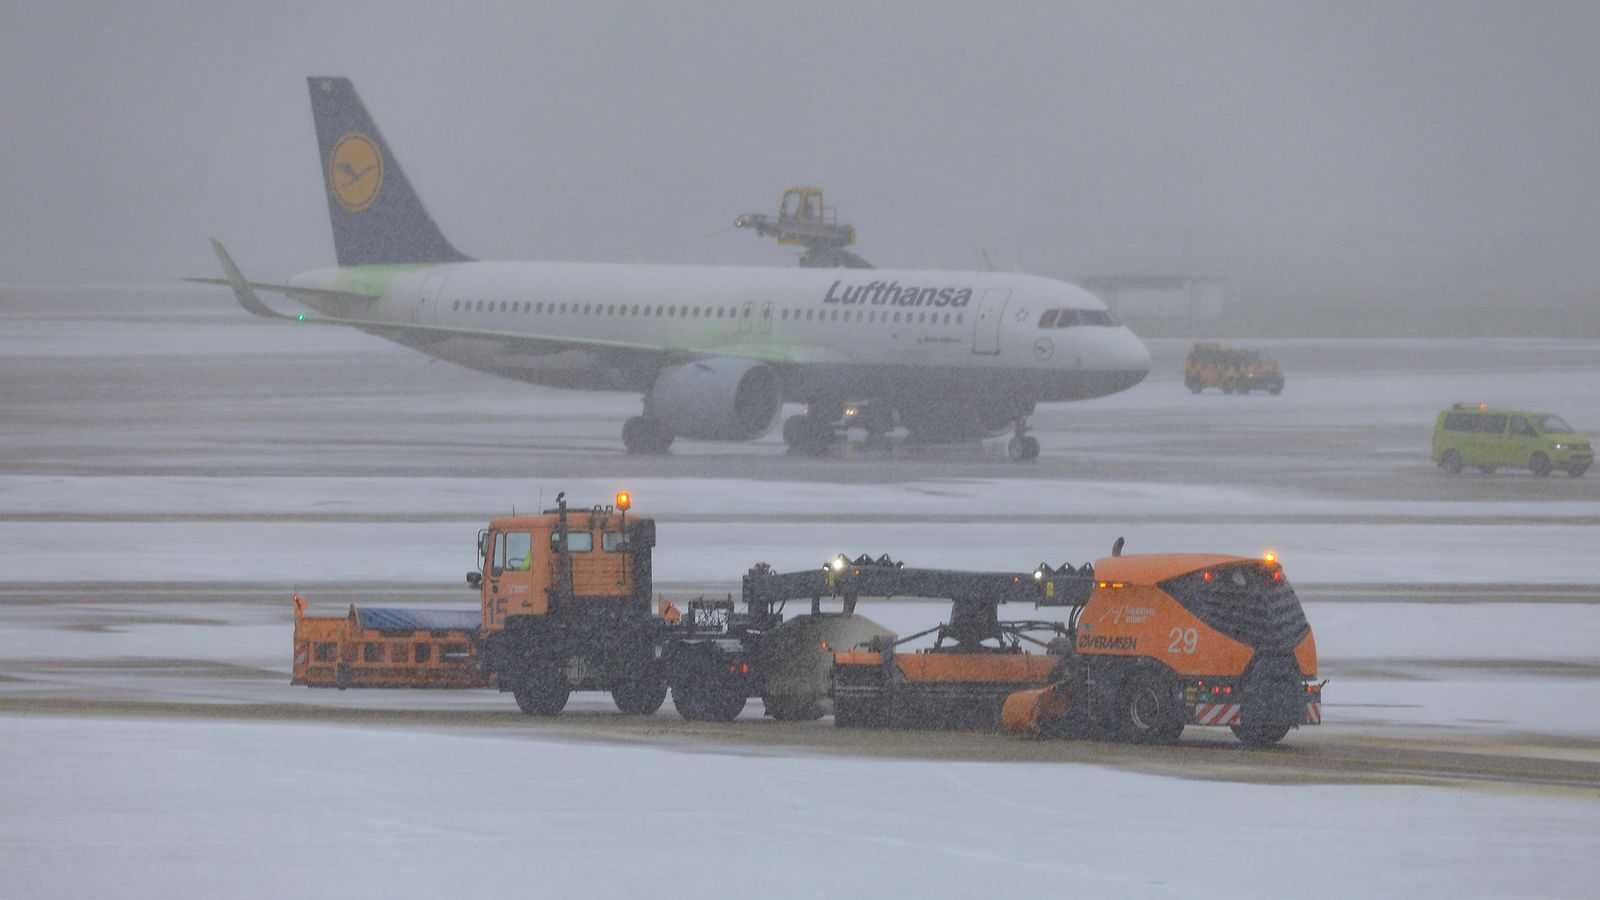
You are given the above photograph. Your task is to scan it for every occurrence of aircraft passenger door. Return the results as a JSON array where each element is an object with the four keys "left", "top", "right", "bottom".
[
  {"left": 739, "top": 300, "right": 756, "bottom": 335},
  {"left": 972, "top": 288, "right": 1010, "bottom": 355},
  {"left": 418, "top": 271, "right": 449, "bottom": 326},
  {"left": 756, "top": 301, "right": 772, "bottom": 335}
]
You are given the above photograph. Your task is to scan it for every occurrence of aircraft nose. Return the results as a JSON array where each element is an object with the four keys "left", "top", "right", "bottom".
[{"left": 1117, "top": 327, "right": 1152, "bottom": 374}]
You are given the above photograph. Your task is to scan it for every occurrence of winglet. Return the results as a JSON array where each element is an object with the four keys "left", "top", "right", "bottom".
[{"left": 210, "top": 239, "right": 291, "bottom": 320}]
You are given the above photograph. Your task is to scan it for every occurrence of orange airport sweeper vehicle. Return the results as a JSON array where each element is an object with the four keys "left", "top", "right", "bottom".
[
  {"left": 290, "top": 494, "right": 1321, "bottom": 745},
  {"left": 832, "top": 548, "right": 1323, "bottom": 745},
  {"left": 1000, "top": 551, "right": 1323, "bottom": 745}
]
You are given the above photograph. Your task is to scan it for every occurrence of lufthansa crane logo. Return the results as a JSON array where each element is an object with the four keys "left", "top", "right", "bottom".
[{"left": 328, "top": 132, "right": 383, "bottom": 213}]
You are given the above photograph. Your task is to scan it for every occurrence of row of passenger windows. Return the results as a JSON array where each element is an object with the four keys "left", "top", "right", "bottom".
[
  {"left": 450, "top": 298, "right": 965, "bottom": 326},
  {"left": 1038, "top": 308, "right": 1119, "bottom": 328},
  {"left": 454, "top": 299, "right": 749, "bottom": 319}
]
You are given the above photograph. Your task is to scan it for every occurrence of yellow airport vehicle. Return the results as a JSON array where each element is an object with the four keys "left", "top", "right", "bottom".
[
  {"left": 1185, "top": 343, "right": 1285, "bottom": 395},
  {"left": 1432, "top": 404, "right": 1591, "bottom": 477}
]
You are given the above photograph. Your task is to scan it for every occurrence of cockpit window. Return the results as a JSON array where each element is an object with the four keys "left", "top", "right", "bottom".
[
  {"left": 1055, "top": 309, "right": 1081, "bottom": 328},
  {"left": 1038, "top": 309, "right": 1059, "bottom": 328},
  {"left": 1080, "top": 310, "right": 1116, "bottom": 326}
]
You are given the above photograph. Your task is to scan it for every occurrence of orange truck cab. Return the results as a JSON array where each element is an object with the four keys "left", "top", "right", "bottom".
[
  {"left": 472, "top": 493, "right": 665, "bottom": 716},
  {"left": 1004, "top": 552, "right": 1321, "bottom": 745}
]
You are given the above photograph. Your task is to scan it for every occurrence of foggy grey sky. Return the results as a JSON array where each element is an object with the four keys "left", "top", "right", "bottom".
[{"left": 3, "top": 1, "right": 1598, "bottom": 311}]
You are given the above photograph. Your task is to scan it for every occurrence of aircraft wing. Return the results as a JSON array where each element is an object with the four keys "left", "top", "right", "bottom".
[{"left": 199, "top": 239, "right": 850, "bottom": 368}]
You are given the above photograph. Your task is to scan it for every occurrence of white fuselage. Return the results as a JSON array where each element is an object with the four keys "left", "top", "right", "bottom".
[{"left": 288, "top": 261, "right": 1151, "bottom": 404}]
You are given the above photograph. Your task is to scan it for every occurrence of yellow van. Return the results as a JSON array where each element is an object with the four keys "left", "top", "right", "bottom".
[
  {"left": 1432, "top": 405, "right": 1592, "bottom": 477},
  {"left": 1185, "top": 343, "right": 1284, "bottom": 395}
]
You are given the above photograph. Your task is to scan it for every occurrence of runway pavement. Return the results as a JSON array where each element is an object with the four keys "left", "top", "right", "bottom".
[{"left": 4, "top": 285, "right": 1599, "bottom": 501}]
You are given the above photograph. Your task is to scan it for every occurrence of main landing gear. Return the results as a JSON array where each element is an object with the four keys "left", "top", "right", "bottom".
[
  {"left": 782, "top": 411, "right": 837, "bottom": 457},
  {"left": 1007, "top": 417, "right": 1040, "bottom": 462},
  {"left": 783, "top": 400, "right": 896, "bottom": 457},
  {"left": 622, "top": 416, "right": 674, "bottom": 455}
]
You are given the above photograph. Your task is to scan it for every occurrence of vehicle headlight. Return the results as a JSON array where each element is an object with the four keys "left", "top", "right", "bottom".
[{"left": 1552, "top": 443, "right": 1575, "bottom": 450}]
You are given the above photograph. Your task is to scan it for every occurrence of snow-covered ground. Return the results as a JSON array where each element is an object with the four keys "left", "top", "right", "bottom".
[{"left": 2, "top": 716, "right": 1595, "bottom": 900}]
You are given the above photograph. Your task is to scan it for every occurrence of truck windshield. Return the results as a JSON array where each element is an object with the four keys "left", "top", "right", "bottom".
[
  {"left": 1533, "top": 415, "right": 1573, "bottom": 433},
  {"left": 494, "top": 531, "right": 533, "bottom": 571}
]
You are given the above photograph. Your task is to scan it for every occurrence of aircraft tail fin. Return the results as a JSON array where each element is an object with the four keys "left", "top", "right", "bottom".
[{"left": 307, "top": 76, "right": 471, "bottom": 267}]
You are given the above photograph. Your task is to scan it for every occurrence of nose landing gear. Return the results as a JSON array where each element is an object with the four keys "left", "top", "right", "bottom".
[{"left": 1007, "top": 418, "right": 1040, "bottom": 461}]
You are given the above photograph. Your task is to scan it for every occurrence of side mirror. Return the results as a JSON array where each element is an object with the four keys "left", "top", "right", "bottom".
[{"left": 466, "top": 571, "right": 482, "bottom": 588}]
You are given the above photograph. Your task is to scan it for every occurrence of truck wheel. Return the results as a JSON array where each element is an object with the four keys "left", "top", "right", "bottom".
[
  {"left": 1232, "top": 719, "right": 1292, "bottom": 747},
  {"left": 1116, "top": 673, "right": 1184, "bottom": 744},
  {"left": 1440, "top": 450, "right": 1463, "bottom": 475},
  {"left": 1185, "top": 378, "right": 1202, "bottom": 394},
  {"left": 612, "top": 674, "right": 668, "bottom": 716},
  {"left": 1530, "top": 452, "right": 1552, "bottom": 478},
  {"left": 672, "top": 678, "right": 746, "bottom": 722},
  {"left": 1570, "top": 463, "right": 1590, "bottom": 477},
  {"left": 514, "top": 676, "right": 571, "bottom": 716},
  {"left": 515, "top": 679, "right": 572, "bottom": 714},
  {"left": 1269, "top": 385, "right": 1283, "bottom": 395}
]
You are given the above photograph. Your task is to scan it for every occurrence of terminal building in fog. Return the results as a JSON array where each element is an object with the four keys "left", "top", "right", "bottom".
[{"left": 1078, "top": 275, "right": 1227, "bottom": 325}]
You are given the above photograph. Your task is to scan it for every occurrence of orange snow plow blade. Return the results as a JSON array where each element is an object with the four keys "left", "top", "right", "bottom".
[{"left": 1002, "top": 682, "right": 1068, "bottom": 735}]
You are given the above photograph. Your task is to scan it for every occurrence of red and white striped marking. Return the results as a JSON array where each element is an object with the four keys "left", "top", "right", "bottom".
[
  {"left": 1194, "top": 703, "right": 1242, "bottom": 726},
  {"left": 1304, "top": 702, "right": 1322, "bottom": 725},
  {"left": 293, "top": 642, "right": 308, "bottom": 668}
]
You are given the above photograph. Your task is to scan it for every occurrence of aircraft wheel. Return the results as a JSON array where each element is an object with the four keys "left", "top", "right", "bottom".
[
  {"left": 783, "top": 415, "right": 834, "bottom": 456},
  {"left": 1007, "top": 435, "right": 1040, "bottom": 461},
  {"left": 1530, "top": 452, "right": 1552, "bottom": 478}
]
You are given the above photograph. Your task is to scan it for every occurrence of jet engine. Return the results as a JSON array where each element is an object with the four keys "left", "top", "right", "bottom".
[{"left": 645, "top": 357, "right": 782, "bottom": 442}]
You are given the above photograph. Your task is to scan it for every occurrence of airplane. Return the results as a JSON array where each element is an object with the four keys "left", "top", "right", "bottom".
[{"left": 202, "top": 77, "right": 1150, "bottom": 460}]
